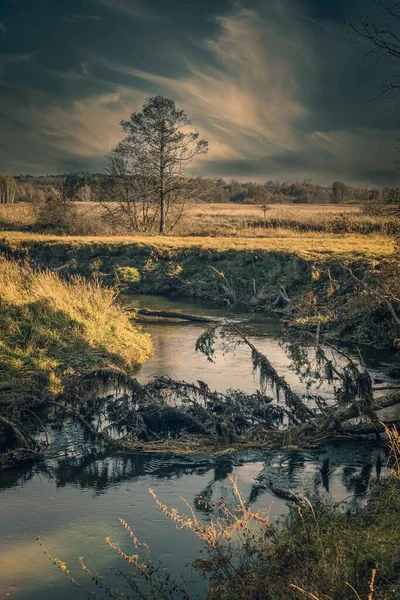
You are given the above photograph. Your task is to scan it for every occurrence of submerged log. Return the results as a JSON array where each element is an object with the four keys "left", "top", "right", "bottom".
[
  {"left": 341, "top": 418, "right": 400, "bottom": 436},
  {"left": 128, "top": 307, "right": 220, "bottom": 323},
  {"left": 335, "top": 391, "right": 400, "bottom": 425}
]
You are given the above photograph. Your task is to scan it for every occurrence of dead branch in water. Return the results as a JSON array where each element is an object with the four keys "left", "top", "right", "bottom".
[
  {"left": 3, "top": 321, "right": 400, "bottom": 462},
  {"left": 196, "top": 321, "right": 316, "bottom": 424},
  {"left": 54, "top": 350, "right": 400, "bottom": 455},
  {"left": 126, "top": 307, "right": 220, "bottom": 323}
]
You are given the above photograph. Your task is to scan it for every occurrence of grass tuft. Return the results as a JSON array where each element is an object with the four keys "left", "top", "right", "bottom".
[{"left": 0, "top": 259, "right": 152, "bottom": 403}]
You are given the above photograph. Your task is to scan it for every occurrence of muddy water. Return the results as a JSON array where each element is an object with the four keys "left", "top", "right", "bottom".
[{"left": 0, "top": 295, "right": 396, "bottom": 600}]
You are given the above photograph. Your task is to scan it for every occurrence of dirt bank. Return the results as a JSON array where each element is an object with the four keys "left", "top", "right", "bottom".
[{"left": 0, "top": 235, "right": 398, "bottom": 348}]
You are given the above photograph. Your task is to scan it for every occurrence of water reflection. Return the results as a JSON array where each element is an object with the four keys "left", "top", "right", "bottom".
[
  {"left": 0, "top": 294, "right": 397, "bottom": 600},
  {"left": 0, "top": 439, "right": 387, "bottom": 506},
  {"left": 0, "top": 433, "right": 390, "bottom": 599}
]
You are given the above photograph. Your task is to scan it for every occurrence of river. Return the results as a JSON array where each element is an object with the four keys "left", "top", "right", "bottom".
[{"left": 0, "top": 295, "right": 396, "bottom": 599}]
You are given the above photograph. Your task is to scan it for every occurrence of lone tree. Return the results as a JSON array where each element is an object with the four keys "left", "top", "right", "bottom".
[
  {"left": 107, "top": 96, "right": 208, "bottom": 234},
  {"left": 250, "top": 184, "right": 276, "bottom": 222}
]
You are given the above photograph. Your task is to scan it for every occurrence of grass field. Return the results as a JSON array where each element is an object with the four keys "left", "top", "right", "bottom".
[
  {"left": 0, "top": 202, "right": 398, "bottom": 238},
  {"left": 0, "top": 229, "right": 394, "bottom": 257}
]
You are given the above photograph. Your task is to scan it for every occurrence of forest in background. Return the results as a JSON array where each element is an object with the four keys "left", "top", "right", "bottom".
[{"left": 5, "top": 171, "right": 398, "bottom": 205}]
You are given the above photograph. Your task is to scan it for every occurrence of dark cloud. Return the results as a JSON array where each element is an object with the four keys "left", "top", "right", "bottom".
[
  {"left": 62, "top": 14, "right": 104, "bottom": 23},
  {"left": 0, "top": 0, "right": 399, "bottom": 185}
]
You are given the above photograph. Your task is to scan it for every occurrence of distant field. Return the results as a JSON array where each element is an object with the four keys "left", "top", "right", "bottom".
[
  {"left": 0, "top": 201, "right": 397, "bottom": 239},
  {"left": 181, "top": 203, "right": 367, "bottom": 236},
  {"left": 187, "top": 202, "right": 358, "bottom": 217}
]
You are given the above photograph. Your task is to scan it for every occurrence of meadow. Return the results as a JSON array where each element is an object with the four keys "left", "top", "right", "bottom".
[{"left": 0, "top": 201, "right": 398, "bottom": 239}]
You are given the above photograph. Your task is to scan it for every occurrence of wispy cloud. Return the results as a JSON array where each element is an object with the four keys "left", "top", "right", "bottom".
[
  {"left": 0, "top": 22, "right": 7, "bottom": 35},
  {"left": 96, "top": 0, "right": 159, "bottom": 21},
  {"left": 1, "top": 0, "right": 398, "bottom": 184},
  {"left": 39, "top": 89, "right": 146, "bottom": 157},
  {"left": 63, "top": 14, "right": 103, "bottom": 23},
  {"left": 0, "top": 51, "right": 38, "bottom": 75}
]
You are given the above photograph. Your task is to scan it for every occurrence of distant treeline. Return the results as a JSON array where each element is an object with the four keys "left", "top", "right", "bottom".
[{"left": 5, "top": 172, "right": 397, "bottom": 205}]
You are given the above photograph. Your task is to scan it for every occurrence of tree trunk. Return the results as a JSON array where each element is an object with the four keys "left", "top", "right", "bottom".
[
  {"left": 128, "top": 307, "right": 219, "bottom": 323},
  {"left": 159, "top": 190, "right": 165, "bottom": 234},
  {"left": 159, "top": 119, "right": 166, "bottom": 234}
]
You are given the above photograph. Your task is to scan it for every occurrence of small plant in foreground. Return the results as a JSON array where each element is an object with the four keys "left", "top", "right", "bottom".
[{"left": 38, "top": 445, "right": 400, "bottom": 600}]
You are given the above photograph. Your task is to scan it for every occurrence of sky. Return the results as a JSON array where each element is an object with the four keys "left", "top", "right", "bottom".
[{"left": 0, "top": 0, "right": 399, "bottom": 186}]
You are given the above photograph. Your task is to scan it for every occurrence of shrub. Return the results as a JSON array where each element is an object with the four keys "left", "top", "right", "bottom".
[
  {"left": 115, "top": 266, "right": 142, "bottom": 284},
  {"left": 34, "top": 188, "right": 80, "bottom": 233}
]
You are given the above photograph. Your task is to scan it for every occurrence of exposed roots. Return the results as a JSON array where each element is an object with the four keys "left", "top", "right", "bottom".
[{"left": 0, "top": 413, "right": 47, "bottom": 469}]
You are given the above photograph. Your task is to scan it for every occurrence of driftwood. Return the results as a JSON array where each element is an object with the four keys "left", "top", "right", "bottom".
[
  {"left": 341, "top": 418, "right": 400, "bottom": 436},
  {"left": 127, "top": 307, "right": 219, "bottom": 323},
  {"left": 336, "top": 391, "right": 400, "bottom": 423}
]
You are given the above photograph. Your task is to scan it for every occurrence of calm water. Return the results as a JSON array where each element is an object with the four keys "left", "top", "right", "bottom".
[{"left": 0, "top": 295, "right": 396, "bottom": 599}]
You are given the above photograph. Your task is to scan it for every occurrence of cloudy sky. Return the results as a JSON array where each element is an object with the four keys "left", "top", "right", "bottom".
[{"left": 1, "top": 0, "right": 399, "bottom": 185}]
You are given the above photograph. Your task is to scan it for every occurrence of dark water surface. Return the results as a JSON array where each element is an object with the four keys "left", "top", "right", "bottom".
[{"left": 0, "top": 295, "right": 396, "bottom": 599}]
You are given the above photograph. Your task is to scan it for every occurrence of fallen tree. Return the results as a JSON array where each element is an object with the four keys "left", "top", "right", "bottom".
[
  {"left": 54, "top": 321, "right": 400, "bottom": 454},
  {"left": 2, "top": 293, "right": 399, "bottom": 464},
  {"left": 126, "top": 307, "right": 219, "bottom": 323}
]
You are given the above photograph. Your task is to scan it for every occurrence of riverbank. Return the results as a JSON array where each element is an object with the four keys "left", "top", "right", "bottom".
[
  {"left": 0, "top": 258, "right": 152, "bottom": 467},
  {"left": 0, "top": 232, "right": 398, "bottom": 348},
  {"left": 51, "top": 431, "right": 400, "bottom": 600},
  {"left": 193, "top": 428, "right": 400, "bottom": 600},
  {"left": 191, "top": 475, "right": 400, "bottom": 600}
]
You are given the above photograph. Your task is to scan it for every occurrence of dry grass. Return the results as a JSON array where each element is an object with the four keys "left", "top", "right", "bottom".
[
  {"left": 0, "top": 229, "right": 394, "bottom": 258},
  {"left": 0, "top": 259, "right": 152, "bottom": 401},
  {"left": 0, "top": 202, "right": 35, "bottom": 228},
  {"left": 1, "top": 202, "right": 398, "bottom": 239},
  {"left": 180, "top": 203, "right": 361, "bottom": 233}
]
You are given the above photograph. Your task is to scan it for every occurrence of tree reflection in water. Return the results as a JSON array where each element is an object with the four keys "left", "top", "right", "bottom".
[{"left": 0, "top": 433, "right": 388, "bottom": 516}]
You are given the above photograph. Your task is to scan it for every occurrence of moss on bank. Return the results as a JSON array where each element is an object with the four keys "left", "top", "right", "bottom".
[
  {"left": 0, "top": 234, "right": 399, "bottom": 348},
  {"left": 0, "top": 259, "right": 152, "bottom": 406}
]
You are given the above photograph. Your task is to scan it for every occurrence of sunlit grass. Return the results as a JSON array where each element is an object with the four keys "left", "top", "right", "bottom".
[
  {"left": 0, "top": 259, "right": 152, "bottom": 403},
  {"left": 0, "top": 201, "right": 398, "bottom": 241},
  {"left": 0, "top": 229, "right": 394, "bottom": 257}
]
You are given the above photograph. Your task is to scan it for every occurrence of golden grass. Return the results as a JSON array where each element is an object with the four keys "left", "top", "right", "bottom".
[
  {"left": 1, "top": 201, "right": 397, "bottom": 240},
  {"left": 0, "top": 259, "right": 152, "bottom": 400},
  {"left": 0, "top": 229, "right": 394, "bottom": 257}
]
